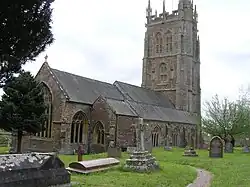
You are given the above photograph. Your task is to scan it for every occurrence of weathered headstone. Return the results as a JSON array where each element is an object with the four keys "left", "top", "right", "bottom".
[
  {"left": 164, "top": 135, "right": 172, "bottom": 151},
  {"left": 183, "top": 147, "right": 198, "bottom": 157},
  {"left": 0, "top": 152, "right": 71, "bottom": 187},
  {"left": 124, "top": 118, "right": 159, "bottom": 173},
  {"left": 224, "top": 142, "right": 233, "bottom": 153},
  {"left": 209, "top": 136, "right": 223, "bottom": 158},
  {"left": 67, "top": 157, "right": 120, "bottom": 174},
  {"left": 107, "top": 126, "right": 122, "bottom": 158},
  {"left": 107, "top": 140, "right": 121, "bottom": 158}
]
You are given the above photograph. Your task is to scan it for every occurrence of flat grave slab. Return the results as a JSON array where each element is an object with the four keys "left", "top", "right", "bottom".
[
  {"left": 0, "top": 152, "right": 70, "bottom": 187},
  {"left": 66, "top": 157, "right": 120, "bottom": 174}
]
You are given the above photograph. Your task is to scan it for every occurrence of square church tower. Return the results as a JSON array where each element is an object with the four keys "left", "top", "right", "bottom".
[{"left": 141, "top": 0, "right": 201, "bottom": 114}]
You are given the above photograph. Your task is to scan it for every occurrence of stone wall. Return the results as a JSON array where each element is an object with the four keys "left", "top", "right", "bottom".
[
  {"left": 143, "top": 120, "right": 196, "bottom": 149},
  {"left": 59, "top": 102, "right": 91, "bottom": 154},
  {"left": 117, "top": 115, "right": 137, "bottom": 148},
  {"left": 91, "top": 96, "right": 112, "bottom": 153}
]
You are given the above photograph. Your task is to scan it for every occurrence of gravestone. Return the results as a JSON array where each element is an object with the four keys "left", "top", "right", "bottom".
[
  {"left": 242, "top": 138, "right": 250, "bottom": 153},
  {"left": 124, "top": 118, "right": 159, "bottom": 173},
  {"left": 67, "top": 157, "right": 120, "bottom": 174},
  {"left": 107, "top": 140, "right": 121, "bottom": 158},
  {"left": 224, "top": 142, "right": 233, "bottom": 153},
  {"left": 242, "top": 145, "right": 250, "bottom": 153},
  {"left": 209, "top": 136, "right": 223, "bottom": 158},
  {"left": 164, "top": 135, "right": 172, "bottom": 151},
  {"left": 0, "top": 152, "right": 71, "bottom": 187},
  {"left": 107, "top": 126, "right": 121, "bottom": 158}
]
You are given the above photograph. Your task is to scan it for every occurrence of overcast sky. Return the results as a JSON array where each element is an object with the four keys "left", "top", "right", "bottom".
[{"left": 7, "top": 0, "right": 250, "bottom": 106}]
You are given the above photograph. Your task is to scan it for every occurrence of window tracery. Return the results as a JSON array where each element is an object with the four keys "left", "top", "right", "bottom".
[
  {"left": 93, "top": 121, "right": 105, "bottom": 145},
  {"left": 152, "top": 126, "right": 160, "bottom": 147},
  {"left": 159, "top": 63, "right": 167, "bottom": 82},
  {"left": 70, "top": 111, "right": 88, "bottom": 143},
  {"left": 155, "top": 32, "right": 163, "bottom": 53},
  {"left": 36, "top": 83, "right": 52, "bottom": 138},
  {"left": 165, "top": 31, "right": 173, "bottom": 53}
]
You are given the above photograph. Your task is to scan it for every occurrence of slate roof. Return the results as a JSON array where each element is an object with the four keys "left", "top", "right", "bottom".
[
  {"left": 51, "top": 68, "right": 124, "bottom": 104},
  {"left": 127, "top": 101, "right": 198, "bottom": 124},
  {"left": 114, "top": 81, "right": 175, "bottom": 108},
  {"left": 106, "top": 99, "right": 137, "bottom": 117},
  {"left": 48, "top": 66, "right": 197, "bottom": 124}
]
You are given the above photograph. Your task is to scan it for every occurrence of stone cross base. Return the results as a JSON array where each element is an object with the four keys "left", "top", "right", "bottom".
[
  {"left": 123, "top": 151, "right": 159, "bottom": 173},
  {"left": 183, "top": 148, "right": 198, "bottom": 157}
]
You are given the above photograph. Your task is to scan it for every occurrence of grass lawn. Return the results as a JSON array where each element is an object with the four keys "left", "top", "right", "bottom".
[
  {"left": 0, "top": 146, "right": 9, "bottom": 154},
  {"left": 60, "top": 151, "right": 196, "bottom": 187},
  {"left": 1, "top": 146, "right": 250, "bottom": 186},
  {"left": 154, "top": 147, "right": 250, "bottom": 187}
]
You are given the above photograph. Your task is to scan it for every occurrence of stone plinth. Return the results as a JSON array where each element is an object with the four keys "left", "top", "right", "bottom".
[
  {"left": 123, "top": 151, "right": 159, "bottom": 173},
  {"left": 183, "top": 148, "right": 198, "bottom": 157}
]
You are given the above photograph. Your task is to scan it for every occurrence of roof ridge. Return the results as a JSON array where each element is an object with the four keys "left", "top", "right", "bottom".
[{"left": 51, "top": 68, "right": 115, "bottom": 86}]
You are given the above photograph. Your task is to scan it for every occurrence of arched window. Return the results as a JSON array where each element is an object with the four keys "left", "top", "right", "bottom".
[
  {"left": 172, "top": 128, "right": 179, "bottom": 146},
  {"left": 93, "top": 122, "right": 105, "bottom": 145},
  {"left": 155, "top": 32, "right": 163, "bottom": 53},
  {"left": 152, "top": 126, "right": 160, "bottom": 147},
  {"left": 159, "top": 63, "right": 167, "bottom": 81},
  {"left": 36, "top": 83, "right": 52, "bottom": 138},
  {"left": 165, "top": 31, "right": 172, "bottom": 53},
  {"left": 70, "top": 111, "right": 88, "bottom": 143}
]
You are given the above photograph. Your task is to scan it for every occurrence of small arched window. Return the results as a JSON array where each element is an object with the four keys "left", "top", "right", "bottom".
[
  {"left": 159, "top": 63, "right": 167, "bottom": 82},
  {"left": 165, "top": 31, "right": 172, "bottom": 53},
  {"left": 152, "top": 126, "right": 161, "bottom": 147},
  {"left": 94, "top": 122, "right": 105, "bottom": 145},
  {"left": 36, "top": 83, "right": 52, "bottom": 138},
  {"left": 155, "top": 32, "right": 163, "bottom": 53},
  {"left": 70, "top": 111, "right": 88, "bottom": 143}
]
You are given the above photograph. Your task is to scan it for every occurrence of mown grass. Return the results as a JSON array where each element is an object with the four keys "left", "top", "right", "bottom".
[
  {"left": 0, "top": 146, "right": 9, "bottom": 154},
  {"left": 2, "top": 146, "right": 250, "bottom": 186},
  {"left": 153, "top": 147, "right": 250, "bottom": 187},
  {"left": 60, "top": 151, "right": 196, "bottom": 187}
]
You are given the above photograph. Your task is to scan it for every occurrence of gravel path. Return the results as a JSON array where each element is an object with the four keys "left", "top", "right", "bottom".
[{"left": 187, "top": 168, "right": 213, "bottom": 187}]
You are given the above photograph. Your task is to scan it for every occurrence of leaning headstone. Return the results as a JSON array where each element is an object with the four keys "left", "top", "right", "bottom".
[
  {"left": 224, "top": 142, "right": 233, "bottom": 153},
  {"left": 209, "top": 136, "right": 223, "bottom": 158},
  {"left": 0, "top": 152, "right": 71, "bottom": 187}
]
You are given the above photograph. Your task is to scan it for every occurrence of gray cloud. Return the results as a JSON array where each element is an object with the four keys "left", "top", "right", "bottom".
[{"left": 1, "top": 0, "right": 249, "bottom": 106}]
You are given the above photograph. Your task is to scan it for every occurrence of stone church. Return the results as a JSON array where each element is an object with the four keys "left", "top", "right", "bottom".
[{"left": 12, "top": 0, "right": 201, "bottom": 154}]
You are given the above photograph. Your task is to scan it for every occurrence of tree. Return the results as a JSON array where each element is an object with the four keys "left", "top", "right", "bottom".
[
  {"left": 202, "top": 95, "right": 250, "bottom": 146},
  {"left": 0, "top": 71, "right": 47, "bottom": 153},
  {"left": 0, "top": 0, "right": 54, "bottom": 87}
]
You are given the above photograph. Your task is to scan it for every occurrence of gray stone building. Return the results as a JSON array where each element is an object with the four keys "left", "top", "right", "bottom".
[{"left": 12, "top": 0, "right": 201, "bottom": 154}]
